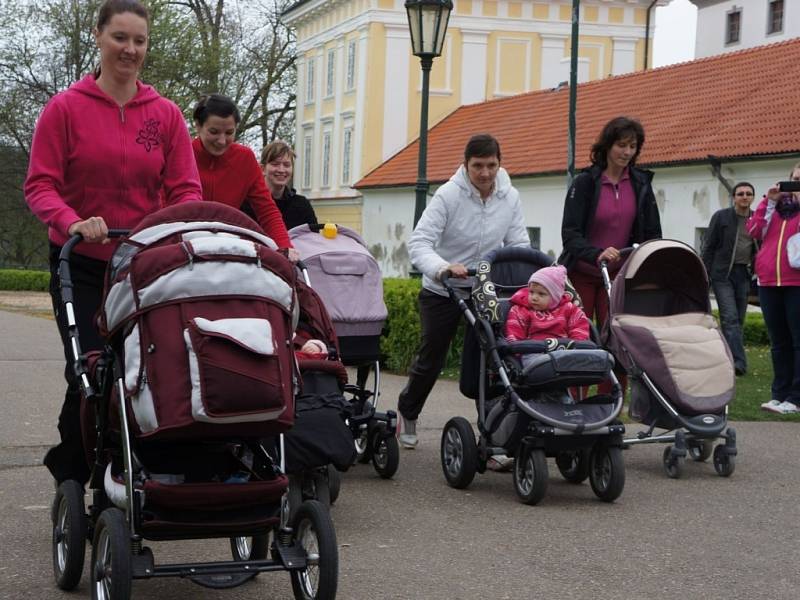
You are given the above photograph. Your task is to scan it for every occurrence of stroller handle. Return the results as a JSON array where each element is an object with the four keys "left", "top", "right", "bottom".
[
  {"left": 58, "top": 230, "right": 128, "bottom": 399},
  {"left": 598, "top": 245, "right": 637, "bottom": 294}
]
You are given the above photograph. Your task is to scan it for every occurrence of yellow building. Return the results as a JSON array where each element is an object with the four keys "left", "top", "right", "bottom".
[{"left": 282, "top": 0, "right": 673, "bottom": 230}]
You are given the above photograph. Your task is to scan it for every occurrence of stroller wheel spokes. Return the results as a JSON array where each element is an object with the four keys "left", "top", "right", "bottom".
[
  {"left": 230, "top": 532, "right": 270, "bottom": 562},
  {"left": 513, "top": 446, "right": 548, "bottom": 505},
  {"left": 370, "top": 430, "right": 399, "bottom": 479},
  {"left": 589, "top": 445, "right": 625, "bottom": 502},
  {"left": 290, "top": 500, "right": 338, "bottom": 600},
  {"left": 91, "top": 508, "right": 131, "bottom": 600},
  {"left": 52, "top": 481, "right": 87, "bottom": 591},
  {"left": 713, "top": 444, "right": 736, "bottom": 477},
  {"left": 440, "top": 417, "right": 478, "bottom": 489}
]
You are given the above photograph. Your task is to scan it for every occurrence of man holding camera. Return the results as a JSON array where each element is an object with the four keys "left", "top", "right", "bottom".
[{"left": 702, "top": 182, "right": 758, "bottom": 376}]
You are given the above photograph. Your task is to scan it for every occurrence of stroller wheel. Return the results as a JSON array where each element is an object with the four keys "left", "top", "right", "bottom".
[
  {"left": 589, "top": 445, "right": 625, "bottom": 502},
  {"left": 354, "top": 427, "right": 372, "bottom": 464},
  {"left": 91, "top": 508, "right": 131, "bottom": 600},
  {"left": 230, "top": 532, "right": 270, "bottom": 561},
  {"left": 662, "top": 445, "right": 684, "bottom": 479},
  {"left": 371, "top": 432, "right": 399, "bottom": 479},
  {"left": 688, "top": 440, "right": 713, "bottom": 462},
  {"left": 440, "top": 417, "right": 478, "bottom": 489},
  {"left": 513, "top": 446, "right": 548, "bottom": 505},
  {"left": 555, "top": 450, "right": 591, "bottom": 484},
  {"left": 327, "top": 465, "right": 341, "bottom": 505},
  {"left": 290, "top": 500, "right": 338, "bottom": 600},
  {"left": 713, "top": 445, "right": 736, "bottom": 477},
  {"left": 52, "top": 480, "right": 87, "bottom": 591}
]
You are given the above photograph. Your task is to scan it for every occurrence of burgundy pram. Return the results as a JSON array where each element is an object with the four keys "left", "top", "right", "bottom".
[
  {"left": 602, "top": 239, "right": 738, "bottom": 478},
  {"left": 290, "top": 224, "right": 398, "bottom": 479},
  {"left": 50, "top": 203, "right": 337, "bottom": 599}
]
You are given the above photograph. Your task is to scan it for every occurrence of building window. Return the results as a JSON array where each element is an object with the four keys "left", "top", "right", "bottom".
[
  {"left": 302, "top": 135, "right": 313, "bottom": 189},
  {"left": 305, "top": 59, "right": 315, "bottom": 104},
  {"left": 527, "top": 227, "right": 541, "bottom": 250},
  {"left": 726, "top": 9, "right": 741, "bottom": 45},
  {"left": 346, "top": 40, "right": 356, "bottom": 90},
  {"left": 321, "top": 132, "right": 332, "bottom": 188},
  {"left": 695, "top": 227, "right": 707, "bottom": 253},
  {"left": 325, "top": 49, "right": 335, "bottom": 97},
  {"left": 767, "top": 0, "right": 783, "bottom": 35},
  {"left": 342, "top": 127, "right": 353, "bottom": 184}
]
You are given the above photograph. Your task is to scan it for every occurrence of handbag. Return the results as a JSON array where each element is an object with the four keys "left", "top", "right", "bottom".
[{"left": 788, "top": 229, "right": 800, "bottom": 269}]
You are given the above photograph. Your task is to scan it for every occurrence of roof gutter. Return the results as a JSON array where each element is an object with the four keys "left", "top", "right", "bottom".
[
  {"left": 707, "top": 155, "right": 734, "bottom": 198},
  {"left": 643, "top": 0, "right": 659, "bottom": 70}
]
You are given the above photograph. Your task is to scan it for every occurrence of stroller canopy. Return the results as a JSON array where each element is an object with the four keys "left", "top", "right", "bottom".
[
  {"left": 610, "top": 239, "right": 711, "bottom": 317},
  {"left": 290, "top": 224, "right": 387, "bottom": 337}
]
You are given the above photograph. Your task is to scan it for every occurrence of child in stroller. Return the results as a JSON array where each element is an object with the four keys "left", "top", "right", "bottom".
[
  {"left": 440, "top": 247, "right": 626, "bottom": 505},
  {"left": 50, "top": 203, "right": 338, "bottom": 599}
]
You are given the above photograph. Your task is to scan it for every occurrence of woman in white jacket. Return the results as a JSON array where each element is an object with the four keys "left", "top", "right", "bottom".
[{"left": 398, "top": 134, "right": 530, "bottom": 449}]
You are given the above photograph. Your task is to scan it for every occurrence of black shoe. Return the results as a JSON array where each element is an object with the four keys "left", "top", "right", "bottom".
[{"left": 735, "top": 366, "right": 746, "bottom": 376}]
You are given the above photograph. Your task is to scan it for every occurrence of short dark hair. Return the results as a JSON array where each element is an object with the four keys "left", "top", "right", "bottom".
[
  {"left": 193, "top": 94, "right": 241, "bottom": 125},
  {"left": 464, "top": 134, "right": 501, "bottom": 163},
  {"left": 590, "top": 116, "right": 645, "bottom": 169},
  {"left": 732, "top": 182, "right": 755, "bottom": 197}
]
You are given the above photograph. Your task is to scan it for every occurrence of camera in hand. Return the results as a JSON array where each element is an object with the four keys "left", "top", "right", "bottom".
[{"left": 778, "top": 181, "right": 800, "bottom": 192}]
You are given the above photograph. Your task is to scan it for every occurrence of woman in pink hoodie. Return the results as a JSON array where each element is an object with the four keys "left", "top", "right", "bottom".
[
  {"left": 505, "top": 265, "right": 591, "bottom": 342},
  {"left": 24, "top": 0, "right": 202, "bottom": 485},
  {"left": 747, "top": 162, "right": 800, "bottom": 415}
]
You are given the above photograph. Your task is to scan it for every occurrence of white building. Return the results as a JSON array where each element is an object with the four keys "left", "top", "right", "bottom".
[
  {"left": 690, "top": 0, "right": 797, "bottom": 58},
  {"left": 354, "top": 37, "right": 800, "bottom": 276}
]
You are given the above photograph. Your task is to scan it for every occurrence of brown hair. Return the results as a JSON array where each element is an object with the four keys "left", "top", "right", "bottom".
[
  {"left": 94, "top": 0, "right": 150, "bottom": 77},
  {"left": 463, "top": 133, "right": 501, "bottom": 163},
  {"left": 261, "top": 140, "right": 296, "bottom": 166},
  {"left": 590, "top": 116, "right": 645, "bottom": 169}
]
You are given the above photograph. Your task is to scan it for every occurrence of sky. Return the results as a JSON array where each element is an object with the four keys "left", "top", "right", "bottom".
[{"left": 653, "top": 0, "right": 699, "bottom": 68}]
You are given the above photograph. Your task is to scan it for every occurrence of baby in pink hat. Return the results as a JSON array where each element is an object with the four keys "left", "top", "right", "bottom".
[{"left": 504, "top": 265, "right": 591, "bottom": 342}]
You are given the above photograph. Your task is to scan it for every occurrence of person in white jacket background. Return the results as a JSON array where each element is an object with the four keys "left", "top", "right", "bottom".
[{"left": 398, "top": 133, "right": 530, "bottom": 449}]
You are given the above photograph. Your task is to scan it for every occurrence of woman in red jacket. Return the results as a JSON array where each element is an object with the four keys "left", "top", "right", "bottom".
[
  {"left": 192, "top": 94, "right": 297, "bottom": 261},
  {"left": 747, "top": 162, "right": 800, "bottom": 415},
  {"left": 24, "top": 0, "right": 203, "bottom": 485}
]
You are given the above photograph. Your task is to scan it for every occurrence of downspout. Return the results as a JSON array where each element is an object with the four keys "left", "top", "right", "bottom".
[
  {"left": 644, "top": 0, "right": 659, "bottom": 70},
  {"left": 707, "top": 154, "right": 734, "bottom": 205}
]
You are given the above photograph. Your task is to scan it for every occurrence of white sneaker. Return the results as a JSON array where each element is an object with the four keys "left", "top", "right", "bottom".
[
  {"left": 777, "top": 401, "right": 799, "bottom": 414},
  {"left": 399, "top": 416, "right": 418, "bottom": 449},
  {"left": 761, "top": 399, "right": 784, "bottom": 413}
]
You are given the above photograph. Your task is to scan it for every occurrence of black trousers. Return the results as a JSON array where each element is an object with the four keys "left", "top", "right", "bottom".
[
  {"left": 398, "top": 289, "right": 467, "bottom": 421},
  {"left": 44, "top": 243, "right": 106, "bottom": 485}
]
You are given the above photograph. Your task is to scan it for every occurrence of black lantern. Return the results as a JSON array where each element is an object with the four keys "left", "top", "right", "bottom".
[{"left": 405, "top": 0, "right": 453, "bottom": 230}]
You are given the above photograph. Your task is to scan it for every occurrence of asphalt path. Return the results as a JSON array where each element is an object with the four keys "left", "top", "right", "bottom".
[{"left": 1, "top": 308, "right": 798, "bottom": 600}]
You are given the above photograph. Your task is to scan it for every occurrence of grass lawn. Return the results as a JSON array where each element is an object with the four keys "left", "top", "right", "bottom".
[
  {"left": 441, "top": 345, "right": 800, "bottom": 422},
  {"left": 731, "top": 346, "right": 800, "bottom": 421}
]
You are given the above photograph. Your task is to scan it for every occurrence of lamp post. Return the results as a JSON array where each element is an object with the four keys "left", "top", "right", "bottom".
[{"left": 405, "top": 0, "right": 453, "bottom": 227}]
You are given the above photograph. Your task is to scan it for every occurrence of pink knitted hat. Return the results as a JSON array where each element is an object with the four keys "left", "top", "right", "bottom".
[{"left": 529, "top": 265, "right": 567, "bottom": 309}]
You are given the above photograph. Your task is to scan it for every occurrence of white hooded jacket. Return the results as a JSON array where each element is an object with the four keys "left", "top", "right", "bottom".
[{"left": 408, "top": 164, "right": 530, "bottom": 295}]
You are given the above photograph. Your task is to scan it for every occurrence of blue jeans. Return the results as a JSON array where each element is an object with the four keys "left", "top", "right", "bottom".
[
  {"left": 711, "top": 265, "right": 750, "bottom": 372},
  {"left": 758, "top": 285, "right": 800, "bottom": 405}
]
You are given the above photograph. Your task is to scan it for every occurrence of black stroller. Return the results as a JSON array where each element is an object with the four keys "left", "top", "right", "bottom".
[{"left": 439, "top": 247, "right": 626, "bottom": 505}]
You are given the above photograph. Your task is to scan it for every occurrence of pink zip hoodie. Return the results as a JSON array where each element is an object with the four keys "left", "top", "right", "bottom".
[
  {"left": 504, "top": 288, "right": 591, "bottom": 342},
  {"left": 746, "top": 195, "right": 800, "bottom": 287},
  {"left": 25, "top": 74, "right": 202, "bottom": 260}
]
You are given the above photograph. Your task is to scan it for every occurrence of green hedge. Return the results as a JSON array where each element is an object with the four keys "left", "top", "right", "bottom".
[
  {"left": 379, "top": 279, "right": 770, "bottom": 375},
  {"left": 0, "top": 269, "right": 50, "bottom": 291}
]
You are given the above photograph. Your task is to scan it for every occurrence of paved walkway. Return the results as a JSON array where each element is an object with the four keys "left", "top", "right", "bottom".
[{"left": 0, "top": 308, "right": 797, "bottom": 599}]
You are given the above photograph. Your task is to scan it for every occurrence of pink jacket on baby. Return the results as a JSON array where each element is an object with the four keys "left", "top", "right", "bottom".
[{"left": 504, "top": 288, "right": 591, "bottom": 342}]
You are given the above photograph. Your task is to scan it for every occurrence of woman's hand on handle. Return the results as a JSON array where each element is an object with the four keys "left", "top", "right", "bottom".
[
  {"left": 286, "top": 248, "right": 300, "bottom": 263},
  {"left": 68, "top": 216, "right": 109, "bottom": 244},
  {"left": 446, "top": 263, "right": 469, "bottom": 279},
  {"left": 596, "top": 246, "right": 621, "bottom": 265},
  {"left": 766, "top": 183, "right": 782, "bottom": 202}
]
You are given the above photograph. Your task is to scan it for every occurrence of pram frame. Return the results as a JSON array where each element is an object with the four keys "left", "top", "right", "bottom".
[
  {"left": 53, "top": 231, "right": 338, "bottom": 598},
  {"left": 598, "top": 241, "right": 738, "bottom": 478}
]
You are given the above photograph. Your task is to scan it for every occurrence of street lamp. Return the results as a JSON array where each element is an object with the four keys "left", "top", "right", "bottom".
[{"left": 405, "top": 0, "right": 452, "bottom": 227}]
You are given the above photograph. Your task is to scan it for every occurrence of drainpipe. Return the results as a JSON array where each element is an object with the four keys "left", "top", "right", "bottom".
[
  {"left": 643, "top": 0, "right": 659, "bottom": 70},
  {"left": 707, "top": 154, "right": 734, "bottom": 205}
]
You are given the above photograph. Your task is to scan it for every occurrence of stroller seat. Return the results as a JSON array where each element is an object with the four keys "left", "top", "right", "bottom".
[{"left": 611, "top": 312, "right": 734, "bottom": 414}]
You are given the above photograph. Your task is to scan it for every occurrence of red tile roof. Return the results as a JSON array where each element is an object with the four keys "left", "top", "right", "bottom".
[{"left": 356, "top": 37, "right": 800, "bottom": 189}]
